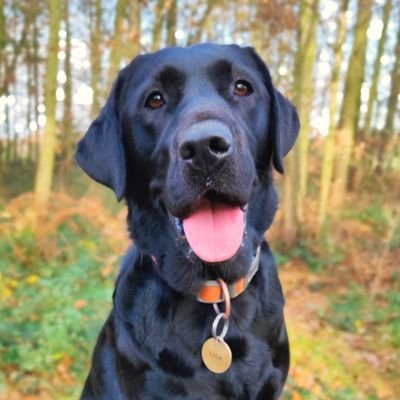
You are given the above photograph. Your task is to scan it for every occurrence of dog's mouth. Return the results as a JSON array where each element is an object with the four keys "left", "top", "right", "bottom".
[{"left": 174, "top": 197, "right": 247, "bottom": 263}]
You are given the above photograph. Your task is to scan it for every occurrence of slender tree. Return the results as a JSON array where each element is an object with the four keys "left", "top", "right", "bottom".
[
  {"left": 291, "top": 0, "right": 319, "bottom": 224},
  {"left": 376, "top": 20, "right": 400, "bottom": 172},
  {"left": 26, "top": 18, "right": 34, "bottom": 162},
  {"left": 166, "top": 0, "right": 177, "bottom": 46},
  {"left": 23, "top": 1, "right": 41, "bottom": 163},
  {"left": 0, "top": 0, "right": 6, "bottom": 164},
  {"left": 1, "top": 4, "right": 28, "bottom": 163},
  {"left": 34, "top": 0, "right": 62, "bottom": 215},
  {"left": 56, "top": 0, "right": 75, "bottom": 186},
  {"left": 331, "top": 0, "right": 373, "bottom": 209},
  {"left": 282, "top": 150, "right": 299, "bottom": 244},
  {"left": 115, "top": 0, "right": 141, "bottom": 63},
  {"left": 364, "top": 0, "right": 392, "bottom": 136},
  {"left": 383, "top": 22, "right": 400, "bottom": 134},
  {"left": 32, "top": 11, "right": 41, "bottom": 161},
  {"left": 152, "top": 0, "right": 166, "bottom": 51},
  {"left": 317, "top": 0, "right": 350, "bottom": 230},
  {"left": 0, "top": 0, "right": 6, "bottom": 85},
  {"left": 152, "top": 0, "right": 178, "bottom": 50},
  {"left": 63, "top": 0, "right": 72, "bottom": 138},
  {"left": 125, "top": 0, "right": 141, "bottom": 57},
  {"left": 108, "top": 0, "right": 128, "bottom": 89},
  {"left": 281, "top": 0, "right": 319, "bottom": 244},
  {"left": 90, "top": 0, "right": 102, "bottom": 117},
  {"left": 189, "top": 0, "right": 219, "bottom": 44}
]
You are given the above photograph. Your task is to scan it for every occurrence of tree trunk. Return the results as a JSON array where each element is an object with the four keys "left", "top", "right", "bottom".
[
  {"left": 317, "top": 0, "right": 350, "bottom": 230},
  {"left": 282, "top": 150, "right": 299, "bottom": 245},
  {"left": 108, "top": 0, "right": 127, "bottom": 88},
  {"left": 364, "top": 0, "right": 392, "bottom": 136},
  {"left": 63, "top": 0, "right": 72, "bottom": 139},
  {"left": 382, "top": 22, "right": 400, "bottom": 137},
  {"left": 0, "top": 0, "right": 8, "bottom": 163},
  {"left": 90, "top": 0, "right": 102, "bottom": 118},
  {"left": 58, "top": 0, "right": 74, "bottom": 188},
  {"left": 34, "top": 0, "right": 61, "bottom": 216},
  {"left": 25, "top": 3, "right": 41, "bottom": 163},
  {"left": 0, "top": 0, "right": 6, "bottom": 84},
  {"left": 26, "top": 21, "right": 34, "bottom": 163},
  {"left": 152, "top": 0, "right": 166, "bottom": 51},
  {"left": 282, "top": 0, "right": 319, "bottom": 245},
  {"left": 291, "top": 0, "right": 319, "bottom": 225},
  {"left": 376, "top": 21, "right": 400, "bottom": 172},
  {"left": 190, "top": 0, "right": 218, "bottom": 44},
  {"left": 2, "top": 4, "right": 28, "bottom": 163},
  {"left": 166, "top": 0, "right": 177, "bottom": 46},
  {"left": 125, "top": 0, "right": 141, "bottom": 59},
  {"left": 331, "top": 0, "right": 373, "bottom": 209},
  {"left": 33, "top": 16, "right": 40, "bottom": 161}
]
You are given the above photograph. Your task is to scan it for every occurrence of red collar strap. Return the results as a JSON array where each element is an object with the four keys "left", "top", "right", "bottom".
[{"left": 196, "top": 247, "right": 261, "bottom": 303}]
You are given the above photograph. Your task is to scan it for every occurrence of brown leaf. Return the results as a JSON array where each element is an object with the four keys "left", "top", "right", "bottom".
[{"left": 74, "top": 299, "right": 87, "bottom": 309}]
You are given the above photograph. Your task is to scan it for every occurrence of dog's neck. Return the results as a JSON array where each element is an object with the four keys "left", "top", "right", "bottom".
[
  {"left": 149, "top": 246, "right": 261, "bottom": 303},
  {"left": 196, "top": 246, "right": 261, "bottom": 303}
]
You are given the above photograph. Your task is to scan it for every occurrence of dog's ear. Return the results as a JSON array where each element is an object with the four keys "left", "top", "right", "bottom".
[
  {"left": 270, "top": 88, "right": 300, "bottom": 173},
  {"left": 245, "top": 47, "right": 300, "bottom": 173},
  {"left": 75, "top": 72, "right": 126, "bottom": 200}
]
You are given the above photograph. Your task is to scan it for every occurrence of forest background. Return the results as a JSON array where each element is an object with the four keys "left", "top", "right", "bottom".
[{"left": 0, "top": 0, "right": 399, "bottom": 399}]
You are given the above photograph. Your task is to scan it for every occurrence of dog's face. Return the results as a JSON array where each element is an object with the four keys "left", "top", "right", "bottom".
[{"left": 76, "top": 44, "right": 299, "bottom": 293}]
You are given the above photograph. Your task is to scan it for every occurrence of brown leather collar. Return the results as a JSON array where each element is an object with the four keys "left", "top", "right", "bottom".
[{"left": 196, "top": 247, "right": 261, "bottom": 303}]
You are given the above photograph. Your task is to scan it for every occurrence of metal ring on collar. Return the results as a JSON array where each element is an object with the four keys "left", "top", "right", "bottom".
[{"left": 212, "top": 312, "right": 229, "bottom": 340}]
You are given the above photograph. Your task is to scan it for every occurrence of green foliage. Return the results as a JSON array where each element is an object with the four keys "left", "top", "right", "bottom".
[
  {"left": 345, "top": 203, "right": 389, "bottom": 235},
  {"left": 381, "top": 291, "right": 400, "bottom": 347},
  {"left": 0, "top": 218, "right": 117, "bottom": 396},
  {"left": 274, "top": 252, "right": 291, "bottom": 267},
  {"left": 285, "top": 380, "right": 379, "bottom": 400},
  {"left": 389, "top": 217, "right": 400, "bottom": 250},
  {"left": 325, "top": 388, "right": 379, "bottom": 400},
  {"left": 327, "top": 284, "right": 400, "bottom": 347},
  {"left": 290, "top": 238, "right": 345, "bottom": 273},
  {"left": 328, "top": 285, "right": 366, "bottom": 332}
]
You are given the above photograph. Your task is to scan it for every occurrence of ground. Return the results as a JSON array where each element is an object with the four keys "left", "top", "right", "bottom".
[{"left": 0, "top": 192, "right": 399, "bottom": 400}]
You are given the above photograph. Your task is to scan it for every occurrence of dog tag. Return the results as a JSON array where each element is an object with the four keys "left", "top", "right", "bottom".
[{"left": 202, "top": 337, "right": 232, "bottom": 373}]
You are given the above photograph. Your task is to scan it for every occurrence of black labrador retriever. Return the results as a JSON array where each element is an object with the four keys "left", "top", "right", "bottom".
[{"left": 75, "top": 43, "right": 299, "bottom": 400}]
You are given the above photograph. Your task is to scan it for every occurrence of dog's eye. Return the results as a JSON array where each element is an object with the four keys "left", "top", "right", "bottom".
[
  {"left": 234, "top": 80, "right": 253, "bottom": 97},
  {"left": 145, "top": 91, "right": 165, "bottom": 109}
]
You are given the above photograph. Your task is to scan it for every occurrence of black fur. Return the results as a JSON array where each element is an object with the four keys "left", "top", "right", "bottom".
[{"left": 75, "top": 43, "right": 299, "bottom": 399}]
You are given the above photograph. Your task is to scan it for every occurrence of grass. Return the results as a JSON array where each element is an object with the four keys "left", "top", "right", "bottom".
[
  {"left": 327, "top": 284, "right": 400, "bottom": 347},
  {"left": 0, "top": 215, "right": 117, "bottom": 398},
  {"left": 275, "top": 236, "right": 346, "bottom": 273}
]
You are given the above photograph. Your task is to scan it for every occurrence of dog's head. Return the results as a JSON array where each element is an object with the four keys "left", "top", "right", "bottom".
[{"left": 76, "top": 44, "right": 299, "bottom": 293}]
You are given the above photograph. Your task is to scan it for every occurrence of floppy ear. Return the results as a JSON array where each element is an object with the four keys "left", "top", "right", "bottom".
[
  {"left": 270, "top": 88, "right": 300, "bottom": 173},
  {"left": 75, "top": 73, "right": 126, "bottom": 200},
  {"left": 245, "top": 47, "right": 300, "bottom": 173}
]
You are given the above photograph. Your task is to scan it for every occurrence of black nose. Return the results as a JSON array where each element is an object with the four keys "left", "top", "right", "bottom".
[{"left": 179, "top": 120, "right": 233, "bottom": 169}]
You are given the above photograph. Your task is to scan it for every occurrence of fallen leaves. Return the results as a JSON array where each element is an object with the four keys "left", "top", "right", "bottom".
[{"left": 74, "top": 299, "right": 87, "bottom": 310}]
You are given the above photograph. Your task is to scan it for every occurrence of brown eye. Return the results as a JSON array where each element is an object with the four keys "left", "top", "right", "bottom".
[
  {"left": 145, "top": 91, "right": 165, "bottom": 109},
  {"left": 234, "top": 80, "right": 253, "bottom": 97}
]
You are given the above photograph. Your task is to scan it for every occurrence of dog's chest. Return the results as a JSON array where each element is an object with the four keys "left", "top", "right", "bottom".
[{"left": 116, "top": 276, "right": 279, "bottom": 399}]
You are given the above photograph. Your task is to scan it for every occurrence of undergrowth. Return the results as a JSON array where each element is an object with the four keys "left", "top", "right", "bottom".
[
  {"left": 327, "top": 284, "right": 400, "bottom": 348},
  {"left": 0, "top": 213, "right": 118, "bottom": 397}
]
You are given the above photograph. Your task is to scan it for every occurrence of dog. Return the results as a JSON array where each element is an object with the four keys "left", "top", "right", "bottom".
[{"left": 75, "top": 43, "right": 299, "bottom": 399}]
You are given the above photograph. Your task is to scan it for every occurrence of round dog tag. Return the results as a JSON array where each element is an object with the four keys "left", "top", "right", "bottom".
[{"left": 201, "top": 337, "right": 232, "bottom": 374}]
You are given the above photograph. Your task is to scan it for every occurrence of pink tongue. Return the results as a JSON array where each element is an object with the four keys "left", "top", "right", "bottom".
[{"left": 182, "top": 199, "right": 244, "bottom": 263}]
